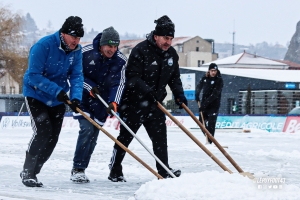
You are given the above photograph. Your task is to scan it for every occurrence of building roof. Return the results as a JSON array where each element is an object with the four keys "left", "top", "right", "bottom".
[
  {"left": 273, "top": 59, "right": 300, "bottom": 70},
  {"left": 203, "top": 51, "right": 288, "bottom": 69},
  {"left": 180, "top": 66, "right": 300, "bottom": 82},
  {"left": 118, "top": 36, "right": 193, "bottom": 49}
]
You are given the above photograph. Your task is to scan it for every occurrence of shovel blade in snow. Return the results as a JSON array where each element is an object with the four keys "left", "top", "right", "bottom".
[{"left": 240, "top": 172, "right": 255, "bottom": 179}]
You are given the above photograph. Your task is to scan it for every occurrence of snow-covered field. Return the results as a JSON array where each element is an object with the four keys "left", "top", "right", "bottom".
[{"left": 0, "top": 126, "right": 300, "bottom": 200}]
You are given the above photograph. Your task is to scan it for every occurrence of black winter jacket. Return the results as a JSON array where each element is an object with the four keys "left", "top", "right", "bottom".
[
  {"left": 195, "top": 70, "right": 223, "bottom": 112},
  {"left": 120, "top": 31, "right": 184, "bottom": 117}
]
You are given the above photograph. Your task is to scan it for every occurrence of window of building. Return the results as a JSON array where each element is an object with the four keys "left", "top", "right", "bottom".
[
  {"left": 10, "top": 86, "right": 15, "bottom": 94},
  {"left": 196, "top": 47, "right": 199, "bottom": 52},
  {"left": 198, "top": 60, "right": 201, "bottom": 67},
  {"left": 1, "top": 86, "right": 6, "bottom": 94},
  {"left": 202, "top": 60, "right": 205, "bottom": 64},
  {"left": 196, "top": 40, "right": 199, "bottom": 43},
  {"left": 178, "top": 45, "right": 183, "bottom": 52}
]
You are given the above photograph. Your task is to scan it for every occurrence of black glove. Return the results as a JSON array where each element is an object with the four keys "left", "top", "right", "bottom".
[
  {"left": 90, "top": 86, "right": 100, "bottom": 98},
  {"left": 175, "top": 94, "right": 188, "bottom": 109},
  {"left": 57, "top": 90, "right": 69, "bottom": 103},
  {"left": 147, "top": 92, "right": 157, "bottom": 105},
  {"left": 106, "top": 102, "right": 117, "bottom": 117},
  {"left": 199, "top": 107, "right": 204, "bottom": 113},
  {"left": 68, "top": 99, "right": 80, "bottom": 113}
]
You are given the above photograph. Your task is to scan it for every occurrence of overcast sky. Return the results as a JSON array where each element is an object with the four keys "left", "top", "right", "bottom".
[{"left": 1, "top": 0, "right": 299, "bottom": 46}]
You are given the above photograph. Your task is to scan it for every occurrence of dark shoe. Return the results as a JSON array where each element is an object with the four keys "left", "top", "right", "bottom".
[
  {"left": 108, "top": 168, "right": 126, "bottom": 182},
  {"left": 163, "top": 168, "right": 181, "bottom": 179},
  {"left": 21, "top": 151, "right": 43, "bottom": 187},
  {"left": 70, "top": 168, "right": 90, "bottom": 183},
  {"left": 20, "top": 170, "right": 43, "bottom": 187}
]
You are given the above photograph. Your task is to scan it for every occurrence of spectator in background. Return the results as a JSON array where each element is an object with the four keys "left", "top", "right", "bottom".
[{"left": 195, "top": 63, "right": 223, "bottom": 144}]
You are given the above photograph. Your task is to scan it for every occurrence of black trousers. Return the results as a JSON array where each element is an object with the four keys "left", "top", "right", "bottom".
[
  {"left": 110, "top": 109, "right": 170, "bottom": 177},
  {"left": 25, "top": 97, "right": 66, "bottom": 163},
  {"left": 199, "top": 111, "right": 218, "bottom": 144}
]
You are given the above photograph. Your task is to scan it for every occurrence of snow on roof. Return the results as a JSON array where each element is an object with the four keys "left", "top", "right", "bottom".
[
  {"left": 203, "top": 52, "right": 288, "bottom": 69},
  {"left": 118, "top": 36, "right": 193, "bottom": 49},
  {"left": 180, "top": 66, "right": 300, "bottom": 82},
  {"left": 119, "top": 39, "right": 143, "bottom": 49},
  {"left": 171, "top": 37, "right": 193, "bottom": 46}
]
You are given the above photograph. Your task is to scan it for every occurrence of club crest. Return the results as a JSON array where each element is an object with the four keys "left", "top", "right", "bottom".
[{"left": 168, "top": 58, "right": 173, "bottom": 66}]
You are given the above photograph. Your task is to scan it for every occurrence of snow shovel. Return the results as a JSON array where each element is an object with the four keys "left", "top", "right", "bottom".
[
  {"left": 66, "top": 100, "right": 164, "bottom": 180},
  {"left": 95, "top": 94, "right": 177, "bottom": 178},
  {"left": 197, "top": 101, "right": 209, "bottom": 144},
  {"left": 181, "top": 103, "right": 255, "bottom": 179},
  {"left": 157, "top": 102, "right": 233, "bottom": 174}
]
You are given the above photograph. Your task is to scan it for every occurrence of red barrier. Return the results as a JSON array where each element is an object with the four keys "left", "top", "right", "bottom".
[{"left": 283, "top": 116, "right": 300, "bottom": 133}]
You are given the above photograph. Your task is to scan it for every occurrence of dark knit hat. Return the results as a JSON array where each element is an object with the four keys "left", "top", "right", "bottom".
[
  {"left": 100, "top": 26, "right": 120, "bottom": 46},
  {"left": 208, "top": 63, "right": 218, "bottom": 70},
  {"left": 60, "top": 16, "right": 84, "bottom": 37},
  {"left": 153, "top": 15, "right": 175, "bottom": 37}
]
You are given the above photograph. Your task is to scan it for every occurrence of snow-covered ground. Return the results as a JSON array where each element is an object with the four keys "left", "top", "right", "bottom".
[{"left": 0, "top": 126, "right": 300, "bottom": 200}]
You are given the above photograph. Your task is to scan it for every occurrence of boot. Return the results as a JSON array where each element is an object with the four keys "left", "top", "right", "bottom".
[
  {"left": 20, "top": 151, "right": 43, "bottom": 187},
  {"left": 108, "top": 165, "right": 126, "bottom": 182},
  {"left": 70, "top": 168, "right": 90, "bottom": 183},
  {"left": 162, "top": 168, "right": 181, "bottom": 179}
]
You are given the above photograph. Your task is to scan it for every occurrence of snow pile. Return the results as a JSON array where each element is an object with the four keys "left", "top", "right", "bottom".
[{"left": 131, "top": 171, "right": 300, "bottom": 200}]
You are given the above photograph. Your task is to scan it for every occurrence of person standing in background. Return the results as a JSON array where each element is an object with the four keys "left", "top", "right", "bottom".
[{"left": 195, "top": 63, "right": 223, "bottom": 144}]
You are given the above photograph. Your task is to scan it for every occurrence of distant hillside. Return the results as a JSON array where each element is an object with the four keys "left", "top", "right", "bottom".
[{"left": 284, "top": 21, "right": 300, "bottom": 64}]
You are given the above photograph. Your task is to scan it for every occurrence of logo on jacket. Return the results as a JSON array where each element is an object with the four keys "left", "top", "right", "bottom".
[
  {"left": 89, "top": 60, "right": 95, "bottom": 65},
  {"left": 69, "top": 56, "right": 74, "bottom": 65},
  {"left": 168, "top": 58, "right": 173, "bottom": 66},
  {"left": 151, "top": 61, "right": 158, "bottom": 65},
  {"left": 211, "top": 80, "right": 215, "bottom": 84}
]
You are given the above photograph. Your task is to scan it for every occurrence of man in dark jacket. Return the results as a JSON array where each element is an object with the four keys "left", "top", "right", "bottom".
[
  {"left": 195, "top": 63, "right": 223, "bottom": 144},
  {"left": 70, "top": 27, "right": 126, "bottom": 183},
  {"left": 21, "top": 16, "right": 84, "bottom": 187},
  {"left": 108, "top": 15, "right": 187, "bottom": 182}
]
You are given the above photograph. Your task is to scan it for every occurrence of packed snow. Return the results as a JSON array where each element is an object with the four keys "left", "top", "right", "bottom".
[{"left": 0, "top": 125, "right": 300, "bottom": 200}]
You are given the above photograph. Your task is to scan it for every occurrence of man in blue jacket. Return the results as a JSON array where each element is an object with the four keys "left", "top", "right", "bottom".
[
  {"left": 70, "top": 27, "right": 126, "bottom": 183},
  {"left": 20, "top": 16, "right": 84, "bottom": 187}
]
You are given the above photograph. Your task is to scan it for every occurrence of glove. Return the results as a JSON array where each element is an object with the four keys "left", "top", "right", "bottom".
[
  {"left": 68, "top": 99, "right": 80, "bottom": 113},
  {"left": 57, "top": 90, "right": 69, "bottom": 103},
  {"left": 147, "top": 92, "right": 157, "bottom": 105},
  {"left": 106, "top": 102, "right": 117, "bottom": 117},
  {"left": 199, "top": 107, "right": 204, "bottom": 113},
  {"left": 90, "top": 86, "right": 100, "bottom": 98},
  {"left": 175, "top": 94, "right": 188, "bottom": 109}
]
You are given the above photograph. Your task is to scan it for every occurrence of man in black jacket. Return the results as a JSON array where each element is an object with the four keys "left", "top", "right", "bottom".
[
  {"left": 195, "top": 63, "right": 223, "bottom": 144},
  {"left": 108, "top": 15, "right": 187, "bottom": 182}
]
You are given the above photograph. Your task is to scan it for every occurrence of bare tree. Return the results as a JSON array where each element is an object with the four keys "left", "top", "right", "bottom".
[{"left": 0, "top": 5, "right": 28, "bottom": 93}]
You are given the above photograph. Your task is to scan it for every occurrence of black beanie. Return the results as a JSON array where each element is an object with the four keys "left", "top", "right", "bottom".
[
  {"left": 208, "top": 63, "right": 218, "bottom": 70},
  {"left": 60, "top": 16, "right": 84, "bottom": 37},
  {"left": 153, "top": 15, "right": 175, "bottom": 37}
]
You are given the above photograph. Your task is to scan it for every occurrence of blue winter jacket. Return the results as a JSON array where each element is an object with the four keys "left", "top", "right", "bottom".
[
  {"left": 23, "top": 31, "right": 84, "bottom": 106},
  {"left": 73, "top": 33, "right": 127, "bottom": 125}
]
